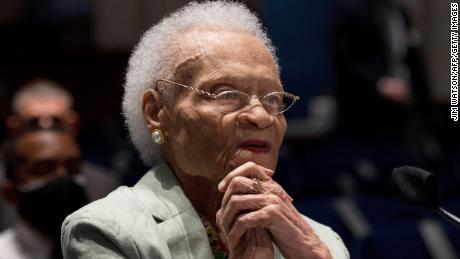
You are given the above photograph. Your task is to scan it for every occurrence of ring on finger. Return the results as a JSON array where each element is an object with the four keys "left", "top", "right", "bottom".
[{"left": 247, "top": 177, "right": 264, "bottom": 194}]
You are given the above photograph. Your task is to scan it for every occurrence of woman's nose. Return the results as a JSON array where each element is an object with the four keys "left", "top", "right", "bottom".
[{"left": 237, "top": 99, "right": 273, "bottom": 129}]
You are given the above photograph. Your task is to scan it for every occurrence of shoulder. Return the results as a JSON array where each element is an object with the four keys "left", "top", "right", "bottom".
[
  {"left": 61, "top": 187, "right": 140, "bottom": 254},
  {"left": 65, "top": 186, "right": 142, "bottom": 223},
  {"left": 301, "top": 215, "right": 350, "bottom": 259},
  {"left": 62, "top": 185, "right": 159, "bottom": 236},
  {"left": 61, "top": 186, "right": 169, "bottom": 258},
  {"left": 0, "top": 229, "right": 21, "bottom": 259},
  {"left": 0, "top": 228, "right": 14, "bottom": 242}
]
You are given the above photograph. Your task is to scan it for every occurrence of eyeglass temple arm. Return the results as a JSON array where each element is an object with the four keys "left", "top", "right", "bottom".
[{"left": 156, "top": 79, "right": 216, "bottom": 98}]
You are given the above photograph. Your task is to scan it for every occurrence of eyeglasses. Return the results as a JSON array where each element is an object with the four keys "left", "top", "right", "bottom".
[
  {"left": 20, "top": 116, "right": 70, "bottom": 132},
  {"left": 156, "top": 79, "right": 299, "bottom": 114}
]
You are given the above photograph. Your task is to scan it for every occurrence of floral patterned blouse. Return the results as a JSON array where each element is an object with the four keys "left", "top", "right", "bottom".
[{"left": 199, "top": 215, "right": 229, "bottom": 259}]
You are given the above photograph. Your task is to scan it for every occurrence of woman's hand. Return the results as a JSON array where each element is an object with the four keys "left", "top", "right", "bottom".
[
  {"left": 216, "top": 162, "right": 332, "bottom": 259},
  {"left": 215, "top": 219, "right": 274, "bottom": 259}
]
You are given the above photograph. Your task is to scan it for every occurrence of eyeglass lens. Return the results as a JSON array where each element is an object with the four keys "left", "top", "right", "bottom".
[{"left": 215, "top": 91, "right": 294, "bottom": 114}]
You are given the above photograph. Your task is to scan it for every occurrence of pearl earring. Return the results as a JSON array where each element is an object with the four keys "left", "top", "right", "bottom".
[{"left": 152, "top": 129, "right": 164, "bottom": 144}]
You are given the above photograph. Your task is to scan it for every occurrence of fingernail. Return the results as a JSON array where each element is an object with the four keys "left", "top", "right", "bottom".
[
  {"left": 266, "top": 169, "right": 274, "bottom": 177},
  {"left": 218, "top": 180, "right": 225, "bottom": 191}
]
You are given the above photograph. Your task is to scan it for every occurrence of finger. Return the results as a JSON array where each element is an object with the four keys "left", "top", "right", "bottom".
[
  {"left": 221, "top": 194, "right": 283, "bottom": 234},
  {"left": 261, "top": 181, "right": 294, "bottom": 204},
  {"left": 218, "top": 162, "right": 273, "bottom": 192},
  {"left": 229, "top": 230, "right": 255, "bottom": 259},
  {"left": 227, "top": 204, "right": 284, "bottom": 250},
  {"left": 254, "top": 228, "right": 274, "bottom": 259},
  {"left": 216, "top": 208, "right": 224, "bottom": 234},
  {"left": 229, "top": 229, "right": 274, "bottom": 259},
  {"left": 221, "top": 176, "right": 254, "bottom": 209},
  {"left": 221, "top": 175, "right": 292, "bottom": 210}
]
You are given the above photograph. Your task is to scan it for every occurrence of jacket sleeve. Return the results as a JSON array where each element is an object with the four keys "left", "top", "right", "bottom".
[
  {"left": 61, "top": 214, "right": 134, "bottom": 259},
  {"left": 61, "top": 186, "right": 174, "bottom": 259},
  {"left": 302, "top": 215, "right": 350, "bottom": 259}
]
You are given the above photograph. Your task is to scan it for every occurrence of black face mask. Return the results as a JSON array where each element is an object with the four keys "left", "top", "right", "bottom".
[{"left": 18, "top": 176, "right": 89, "bottom": 241}]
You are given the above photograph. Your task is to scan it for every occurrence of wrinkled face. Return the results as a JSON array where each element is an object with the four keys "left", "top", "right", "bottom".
[
  {"left": 14, "top": 131, "right": 81, "bottom": 184},
  {"left": 159, "top": 29, "right": 287, "bottom": 183}
]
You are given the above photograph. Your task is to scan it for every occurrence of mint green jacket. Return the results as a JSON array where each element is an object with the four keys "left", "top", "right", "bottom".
[{"left": 61, "top": 161, "right": 349, "bottom": 259}]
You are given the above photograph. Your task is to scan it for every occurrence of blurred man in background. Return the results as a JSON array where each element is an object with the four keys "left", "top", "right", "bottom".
[
  {"left": 5, "top": 79, "right": 80, "bottom": 137},
  {"left": 0, "top": 79, "right": 119, "bottom": 232},
  {"left": 0, "top": 129, "right": 88, "bottom": 259}
]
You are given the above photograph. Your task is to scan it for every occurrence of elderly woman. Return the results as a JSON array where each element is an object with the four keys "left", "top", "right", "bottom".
[{"left": 61, "top": 1, "right": 349, "bottom": 259}]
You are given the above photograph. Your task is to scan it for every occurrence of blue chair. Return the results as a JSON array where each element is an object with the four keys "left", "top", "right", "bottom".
[
  {"left": 296, "top": 197, "right": 352, "bottom": 248},
  {"left": 352, "top": 223, "right": 430, "bottom": 259}
]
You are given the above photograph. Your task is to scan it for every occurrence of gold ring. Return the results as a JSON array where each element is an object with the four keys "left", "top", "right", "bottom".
[{"left": 247, "top": 177, "right": 264, "bottom": 194}]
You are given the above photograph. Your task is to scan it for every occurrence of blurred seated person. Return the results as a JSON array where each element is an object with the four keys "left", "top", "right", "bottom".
[
  {"left": 3, "top": 78, "right": 119, "bottom": 200},
  {"left": 0, "top": 129, "right": 89, "bottom": 259},
  {"left": 333, "top": 0, "right": 431, "bottom": 141},
  {"left": 0, "top": 79, "right": 119, "bottom": 233},
  {"left": 61, "top": 2, "right": 349, "bottom": 258},
  {"left": 6, "top": 79, "right": 79, "bottom": 136}
]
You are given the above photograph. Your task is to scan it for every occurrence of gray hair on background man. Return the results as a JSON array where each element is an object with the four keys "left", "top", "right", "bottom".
[{"left": 122, "top": 1, "right": 280, "bottom": 165}]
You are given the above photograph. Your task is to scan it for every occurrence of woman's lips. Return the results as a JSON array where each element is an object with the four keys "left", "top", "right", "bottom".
[{"left": 238, "top": 139, "right": 271, "bottom": 153}]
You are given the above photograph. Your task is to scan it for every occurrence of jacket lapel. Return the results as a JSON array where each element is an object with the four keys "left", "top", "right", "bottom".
[{"left": 133, "top": 160, "right": 214, "bottom": 258}]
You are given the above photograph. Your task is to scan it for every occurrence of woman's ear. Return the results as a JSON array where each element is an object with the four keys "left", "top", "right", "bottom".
[{"left": 142, "top": 88, "right": 163, "bottom": 132}]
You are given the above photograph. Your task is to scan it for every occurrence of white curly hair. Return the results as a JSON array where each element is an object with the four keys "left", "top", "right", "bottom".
[{"left": 122, "top": 1, "right": 279, "bottom": 166}]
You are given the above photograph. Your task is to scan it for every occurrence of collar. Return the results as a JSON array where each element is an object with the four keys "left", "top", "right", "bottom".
[
  {"left": 133, "top": 159, "right": 195, "bottom": 221},
  {"left": 132, "top": 160, "right": 214, "bottom": 258}
]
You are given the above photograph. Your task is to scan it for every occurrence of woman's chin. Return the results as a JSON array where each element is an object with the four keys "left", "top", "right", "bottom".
[{"left": 230, "top": 148, "right": 277, "bottom": 170}]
